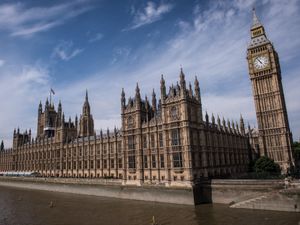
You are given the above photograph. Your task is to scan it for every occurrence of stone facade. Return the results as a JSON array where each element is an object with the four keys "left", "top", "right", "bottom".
[
  {"left": 0, "top": 70, "right": 249, "bottom": 187},
  {"left": 246, "top": 9, "right": 294, "bottom": 172}
]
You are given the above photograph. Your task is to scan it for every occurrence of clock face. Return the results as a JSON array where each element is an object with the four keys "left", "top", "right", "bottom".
[{"left": 254, "top": 55, "right": 269, "bottom": 70}]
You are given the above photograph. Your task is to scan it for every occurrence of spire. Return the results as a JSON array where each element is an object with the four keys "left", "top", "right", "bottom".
[
  {"left": 121, "top": 88, "right": 126, "bottom": 110},
  {"left": 82, "top": 90, "right": 91, "bottom": 115},
  {"left": 38, "top": 101, "right": 42, "bottom": 114},
  {"left": 240, "top": 114, "right": 245, "bottom": 135},
  {"left": 135, "top": 83, "right": 141, "bottom": 109},
  {"left": 205, "top": 111, "right": 209, "bottom": 124},
  {"left": 135, "top": 83, "right": 140, "bottom": 99},
  {"left": 179, "top": 67, "right": 186, "bottom": 92},
  {"left": 160, "top": 74, "right": 166, "bottom": 100},
  {"left": 194, "top": 76, "right": 201, "bottom": 101},
  {"left": 217, "top": 115, "right": 221, "bottom": 128},
  {"left": 62, "top": 112, "right": 65, "bottom": 126},
  {"left": 75, "top": 114, "right": 78, "bottom": 129},
  {"left": 211, "top": 113, "right": 215, "bottom": 125},
  {"left": 85, "top": 89, "right": 89, "bottom": 102},
  {"left": 152, "top": 89, "right": 157, "bottom": 112},
  {"left": 45, "top": 98, "right": 49, "bottom": 110},
  {"left": 252, "top": 7, "right": 262, "bottom": 29}
]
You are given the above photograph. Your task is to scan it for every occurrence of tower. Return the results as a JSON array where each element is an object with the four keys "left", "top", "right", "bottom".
[
  {"left": 247, "top": 8, "right": 294, "bottom": 172},
  {"left": 79, "top": 90, "right": 94, "bottom": 137}
]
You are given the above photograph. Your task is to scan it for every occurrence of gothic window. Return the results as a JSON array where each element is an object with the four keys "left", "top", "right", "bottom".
[
  {"left": 104, "top": 160, "right": 107, "bottom": 169},
  {"left": 97, "top": 160, "right": 100, "bottom": 169},
  {"left": 150, "top": 134, "right": 155, "bottom": 148},
  {"left": 173, "top": 152, "right": 183, "bottom": 168},
  {"left": 118, "top": 158, "right": 122, "bottom": 168},
  {"left": 152, "top": 155, "right": 156, "bottom": 168},
  {"left": 128, "top": 155, "right": 136, "bottom": 168},
  {"left": 84, "top": 161, "right": 88, "bottom": 169},
  {"left": 143, "top": 135, "right": 147, "bottom": 149},
  {"left": 90, "top": 160, "right": 94, "bottom": 169},
  {"left": 127, "top": 116, "right": 134, "bottom": 129},
  {"left": 111, "top": 159, "right": 114, "bottom": 169},
  {"left": 128, "top": 136, "right": 135, "bottom": 150},
  {"left": 159, "top": 132, "right": 163, "bottom": 147},
  {"left": 160, "top": 154, "right": 164, "bottom": 168},
  {"left": 171, "top": 129, "right": 180, "bottom": 146},
  {"left": 144, "top": 155, "right": 148, "bottom": 168},
  {"left": 170, "top": 106, "right": 178, "bottom": 120}
]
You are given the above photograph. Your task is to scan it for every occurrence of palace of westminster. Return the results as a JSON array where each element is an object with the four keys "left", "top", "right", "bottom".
[{"left": 0, "top": 10, "right": 295, "bottom": 186}]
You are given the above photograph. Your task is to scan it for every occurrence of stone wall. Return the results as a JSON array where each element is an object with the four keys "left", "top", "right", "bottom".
[{"left": 0, "top": 177, "right": 195, "bottom": 205}]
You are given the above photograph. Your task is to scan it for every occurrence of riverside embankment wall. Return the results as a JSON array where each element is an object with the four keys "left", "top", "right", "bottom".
[
  {"left": 0, "top": 177, "right": 195, "bottom": 205},
  {"left": 0, "top": 177, "right": 291, "bottom": 207},
  {"left": 197, "top": 179, "right": 284, "bottom": 204}
]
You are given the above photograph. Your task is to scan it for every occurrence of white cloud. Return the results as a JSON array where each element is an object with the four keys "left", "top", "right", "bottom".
[
  {"left": 0, "top": 64, "right": 50, "bottom": 147},
  {"left": 52, "top": 41, "right": 84, "bottom": 61},
  {"left": 126, "top": 1, "right": 173, "bottom": 30},
  {"left": 88, "top": 32, "right": 103, "bottom": 43},
  {"left": 0, "top": 59, "right": 5, "bottom": 67},
  {"left": 0, "top": 1, "right": 93, "bottom": 37}
]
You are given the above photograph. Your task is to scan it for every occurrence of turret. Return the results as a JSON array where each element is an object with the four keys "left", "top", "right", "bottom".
[
  {"left": 217, "top": 115, "right": 221, "bottom": 128},
  {"left": 179, "top": 68, "right": 186, "bottom": 96},
  {"left": 194, "top": 76, "right": 203, "bottom": 121},
  {"left": 121, "top": 88, "right": 126, "bottom": 112},
  {"left": 240, "top": 114, "right": 245, "bottom": 135},
  {"left": 211, "top": 113, "right": 215, "bottom": 125},
  {"left": 62, "top": 113, "right": 65, "bottom": 127},
  {"left": 135, "top": 83, "right": 141, "bottom": 109},
  {"left": 83, "top": 89, "right": 91, "bottom": 115},
  {"left": 38, "top": 101, "right": 42, "bottom": 115},
  {"left": 205, "top": 111, "right": 209, "bottom": 124},
  {"left": 0, "top": 140, "right": 4, "bottom": 151},
  {"left": 75, "top": 115, "right": 78, "bottom": 129},
  {"left": 160, "top": 74, "right": 166, "bottom": 102},
  {"left": 152, "top": 89, "right": 157, "bottom": 113}
]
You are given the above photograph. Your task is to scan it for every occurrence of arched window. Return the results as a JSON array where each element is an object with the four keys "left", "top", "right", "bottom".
[
  {"left": 127, "top": 116, "right": 134, "bottom": 128},
  {"left": 170, "top": 106, "right": 178, "bottom": 120}
]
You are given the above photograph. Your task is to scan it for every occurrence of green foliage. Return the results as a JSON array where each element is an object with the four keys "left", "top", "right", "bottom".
[
  {"left": 254, "top": 156, "right": 281, "bottom": 174},
  {"left": 292, "top": 142, "right": 300, "bottom": 160},
  {"left": 0, "top": 140, "right": 3, "bottom": 151}
]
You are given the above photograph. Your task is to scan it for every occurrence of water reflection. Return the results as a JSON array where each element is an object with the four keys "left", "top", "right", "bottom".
[{"left": 0, "top": 186, "right": 299, "bottom": 225}]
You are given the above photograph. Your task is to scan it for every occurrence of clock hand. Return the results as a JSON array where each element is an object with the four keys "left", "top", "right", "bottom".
[{"left": 257, "top": 58, "right": 262, "bottom": 64}]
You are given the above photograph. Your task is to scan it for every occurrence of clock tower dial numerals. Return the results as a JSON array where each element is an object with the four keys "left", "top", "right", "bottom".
[{"left": 253, "top": 55, "right": 269, "bottom": 70}]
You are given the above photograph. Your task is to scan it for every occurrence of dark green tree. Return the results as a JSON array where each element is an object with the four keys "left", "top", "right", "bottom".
[
  {"left": 0, "top": 140, "right": 4, "bottom": 151},
  {"left": 292, "top": 142, "right": 300, "bottom": 160},
  {"left": 254, "top": 156, "right": 281, "bottom": 174}
]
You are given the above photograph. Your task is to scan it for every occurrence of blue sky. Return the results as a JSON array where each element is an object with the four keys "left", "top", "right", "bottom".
[{"left": 0, "top": 0, "right": 299, "bottom": 147}]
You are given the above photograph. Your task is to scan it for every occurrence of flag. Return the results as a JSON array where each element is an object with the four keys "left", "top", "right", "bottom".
[{"left": 50, "top": 88, "right": 55, "bottom": 95}]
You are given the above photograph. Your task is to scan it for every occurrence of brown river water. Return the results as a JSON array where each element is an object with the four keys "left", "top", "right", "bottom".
[{"left": 0, "top": 186, "right": 299, "bottom": 225}]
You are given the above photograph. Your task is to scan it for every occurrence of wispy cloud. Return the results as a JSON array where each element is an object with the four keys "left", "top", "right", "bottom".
[
  {"left": 126, "top": 1, "right": 173, "bottom": 30},
  {"left": 0, "top": 1, "right": 93, "bottom": 37},
  {"left": 88, "top": 32, "right": 103, "bottom": 43},
  {"left": 0, "top": 64, "right": 50, "bottom": 146},
  {"left": 52, "top": 41, "right": 84, "bottom": 61},
  {"left": 0, "top": 59, "right": 5, "bottom": 67}
]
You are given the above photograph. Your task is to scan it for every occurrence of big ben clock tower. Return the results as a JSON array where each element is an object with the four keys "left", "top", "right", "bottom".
[{"left": 247, "top": 8, "right": 294, "bottom": 172}]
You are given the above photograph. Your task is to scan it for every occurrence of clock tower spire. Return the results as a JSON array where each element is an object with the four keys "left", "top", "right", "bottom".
[{"left": 247, "top": 8, "right": 294, "bottom": 173}]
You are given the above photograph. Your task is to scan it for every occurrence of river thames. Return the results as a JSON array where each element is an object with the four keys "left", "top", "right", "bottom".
[{"left": 0, "top": 186, "right": 299, "bottom": 225}]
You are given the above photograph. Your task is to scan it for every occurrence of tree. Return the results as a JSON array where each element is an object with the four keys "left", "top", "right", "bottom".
[
  {"left": 254, "top": 156, "right": 281, "bottom": 174},
  {"left": 292, "top": 142, "right": 300, "bottom": 160},
  {"left": 0, "top": 140, "right": 4, "bottom": 151}
]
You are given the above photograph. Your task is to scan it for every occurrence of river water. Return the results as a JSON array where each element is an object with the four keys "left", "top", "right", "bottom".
[{"left": 0, "top": 186, "right": 299, "bottom": 225}]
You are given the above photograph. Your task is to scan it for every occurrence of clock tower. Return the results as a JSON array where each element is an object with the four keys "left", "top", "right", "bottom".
[{"left": 247, "top": 8, "right": 294, "bottom": 172}]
